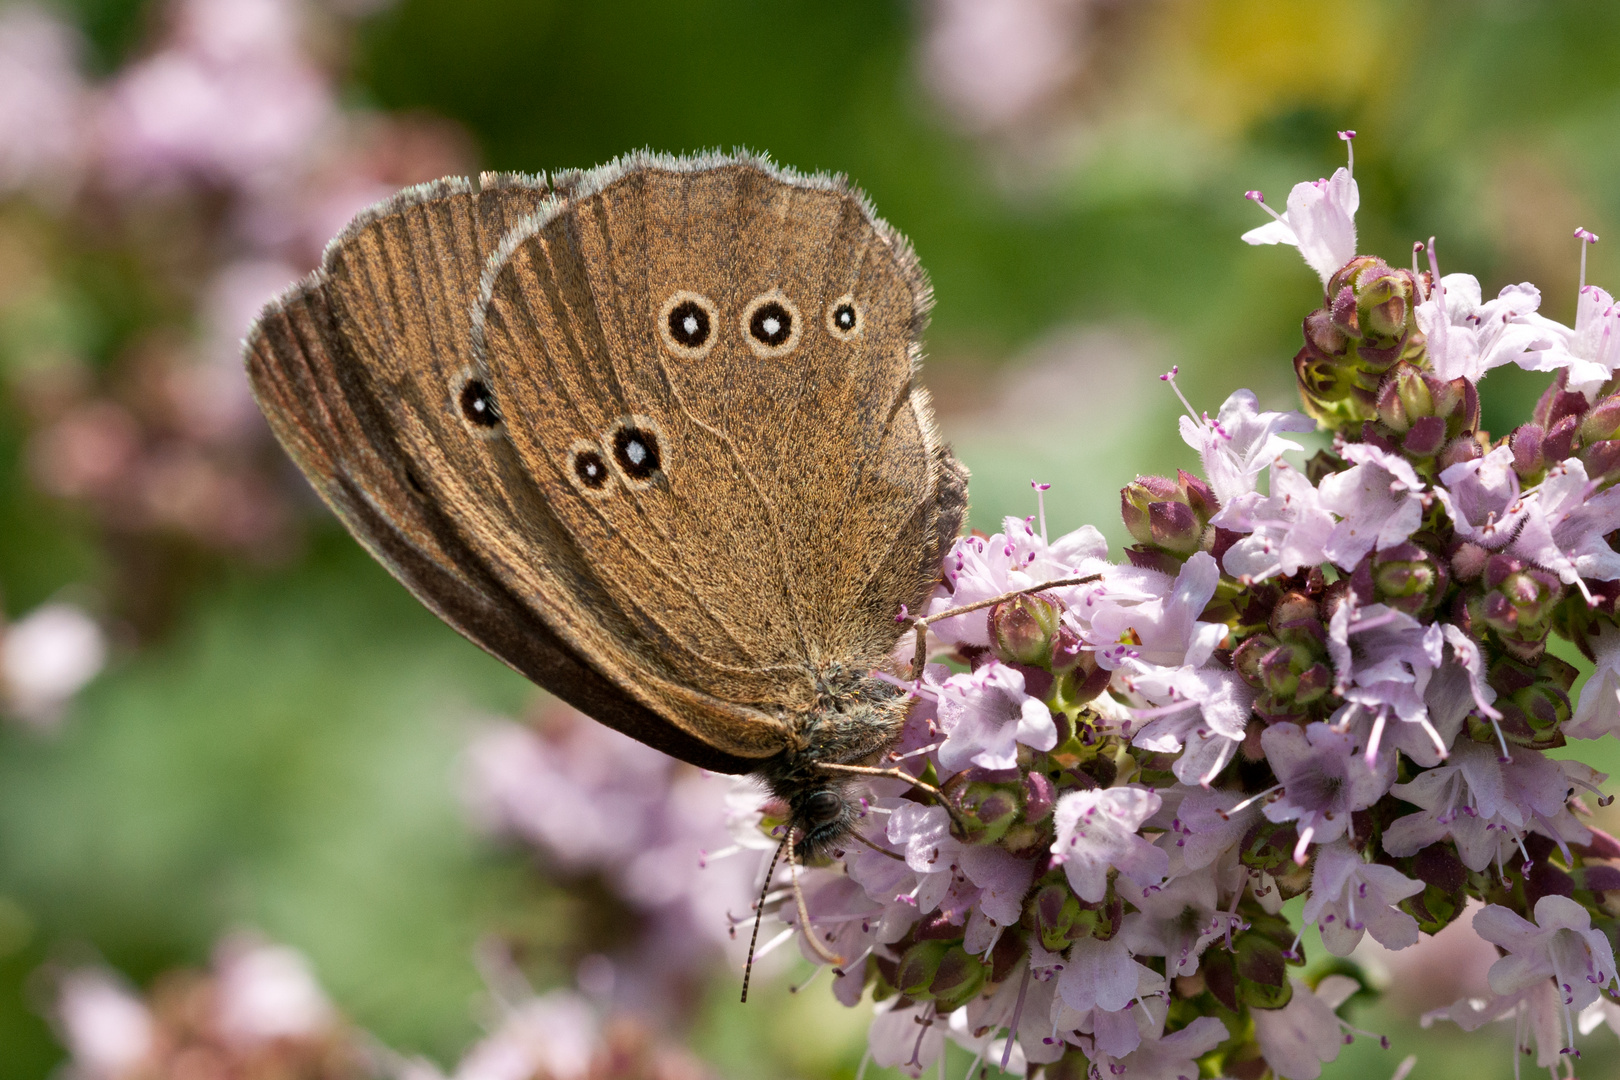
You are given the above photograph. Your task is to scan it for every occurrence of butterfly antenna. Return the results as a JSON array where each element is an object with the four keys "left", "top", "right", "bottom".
[
  {"left": 741, "top": 831, "right": 789, "bottom": 1004},
  {"left": 907, "top": 575, "right": 1100, "bottom": 679},
  {"left": 785, "top": 825, "right": 846, "bottom": 968}
]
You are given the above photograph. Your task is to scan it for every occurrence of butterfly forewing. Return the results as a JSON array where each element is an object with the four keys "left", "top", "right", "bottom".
[{"left": 476, "top": 160, "right": 953, "bottom": 715}]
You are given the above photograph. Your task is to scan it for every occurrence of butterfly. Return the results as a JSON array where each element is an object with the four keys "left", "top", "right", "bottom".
[{"left": 245, "top": 152, "right": 976, "bottom": 874}]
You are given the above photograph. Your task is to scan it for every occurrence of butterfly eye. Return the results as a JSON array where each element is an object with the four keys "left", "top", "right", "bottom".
[
  {"left": 607, "top": 416, "right": 665, "bottom": 488},
  {"left": 658, "top": 291, "right": 719, "bottom": 360},
  {"left": 803, "top": 790, "right": 843, "bottom": 826},
  {"left": 742, "top": 292, "right": 801, "bottom": 359},
  {"left": 826, "top": 295, "right": 863, "bottom": 341}
]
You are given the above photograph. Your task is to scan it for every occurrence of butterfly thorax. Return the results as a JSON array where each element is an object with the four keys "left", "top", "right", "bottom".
[{"left": 758, "top": 664, "right": 911, "bottom": 858}]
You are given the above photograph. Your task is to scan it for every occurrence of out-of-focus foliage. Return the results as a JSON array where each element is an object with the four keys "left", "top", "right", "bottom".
[{"left": 2, "top": 1, "right": 1620, "bottom": 1078}]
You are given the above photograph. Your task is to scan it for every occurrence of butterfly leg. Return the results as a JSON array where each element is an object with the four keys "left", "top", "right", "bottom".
[
  {"left": 905, "top": 574, "right": 1101, "bottom": 679},
  {"left": 784, "top": 829, "right": 846, "bottom": 967}
]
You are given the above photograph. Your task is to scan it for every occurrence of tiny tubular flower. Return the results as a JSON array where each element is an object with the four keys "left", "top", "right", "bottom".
[
  {"left": 1050, "top": 786, "right": 1169, "bottom": 902},
  {"left": 1242, "top": 145, "right": 1360, "bottom": 286}
]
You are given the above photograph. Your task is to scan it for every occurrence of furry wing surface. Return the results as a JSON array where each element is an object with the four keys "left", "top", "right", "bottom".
[
  {"left": 244, "top": 173, "right": 788, "bottom": 770},
  {"left": 475, "top": 156, "right": 962, "bottom": 717}
]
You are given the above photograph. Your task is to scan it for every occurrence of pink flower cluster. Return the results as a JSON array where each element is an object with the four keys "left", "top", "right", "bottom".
[
  {"left": 49, "top": 934, "right": 717, "bottom": 1080},
  {"left": 0, "top": 0, "right": 470, "bottom": 567},
  {"left": 462, "top": 706, "right": 774, "bottom": 1015},
  {"left": 754, "top": 135, "right": 1620, "bottom": 1080}
]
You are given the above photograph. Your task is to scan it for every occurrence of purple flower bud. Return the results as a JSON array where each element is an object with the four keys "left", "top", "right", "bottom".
[
  {"left": 1149, "top": 501, "right": 1202, "bottom": 554},
  {"left": 988, "top": 592, "right": 1066, "bottom": 667},
  {"left": 1533, "top": 370, "right": 1588, "bottom": 431},
  {"left": 1401, "top": 415, "right": 1447, "bottom": 458},
  {"left": 1511, "top": 422, "right": 1547, "bottom": 481},
  {"left": 1121, "top": 472, "right": 1216, "bottom": 559},
  {"left": 1302, "top": 306, "right": 1350, "bottom": 363},
  {"left": 1023, "top": 770, "right": 1056, "bottom": 823},
  {"left": 1437, "top": 433, "right": 1484, "bottom": 471},
  {"left": 1235, "top": 934, "right": 1290, "bottom": 998},
  {"left": 1450, "top": 540, "right": 1489, "bottom": 583},
  {"left": 1580, "top": 438, "right": 1620, "bottom": 486},
  {"left": 1469, "top": 555, "right": 1563, "bottom": 661},
  {"left": 1544, "top": 413, "right": 1579, "bottom": 464},
  {"left": 1580, "top": 391, "right": 1620, "bottom": 444}
]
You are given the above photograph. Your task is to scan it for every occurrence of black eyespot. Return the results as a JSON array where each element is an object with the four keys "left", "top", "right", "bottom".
[
  {"left": 667, "top": 300, "right": 710, "bottom": 347},
  {"left": 834, "top": 304, "right": 856, "bottom": 330},
  {"left": 749, "top": 301, "right": 793, "bottom": 346},
  {"left": 573, "top": 448, "right": 609, "bottom": 489},
  {"left": 612, "top": 425, "right": 661, "bottom": 479},
  {"left": 804, "top": 790, "right": 842, "bottom": 826},
  {"left": 459, "top": 379, "right": 500, "bottom": 427},
  {"left": 404, "top": 467, "right": 427, "bottom": 496},
  {"left": 658, "top": 292, "right": 719, "bottom": 359}
]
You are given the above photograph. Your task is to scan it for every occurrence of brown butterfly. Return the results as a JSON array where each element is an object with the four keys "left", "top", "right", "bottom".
[{"left": 245, "top": 152, "right": 974, "bottom": 870}]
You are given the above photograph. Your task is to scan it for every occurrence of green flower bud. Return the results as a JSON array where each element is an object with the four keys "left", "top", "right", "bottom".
[
  {"left": 958, "top": 781, "right": 1022, "bottom": 845},
  {"left": 1350, "top": 542, "right": 1450, "bottom": 617},
  {"left": 1234, "top": 593, "right": 1333, "bottom": 723},
  {"left": 929, "top": 945, "right": 986, "bottom": 1010},
  {"left": 1375, "top": 363, "right": 1433, "bottom": 434},
  {"left": 896, "top": 939, "right": 949, "bottom": 997},
  {"left": 1468, "top": 554, "right": 1563, "bottom": 661},
  {"left": 1030, "top": 883, "right": 1081, "bottom": 952},
  {"left": 1471, "top": 653, "right": 1577, "bottom": 750}
]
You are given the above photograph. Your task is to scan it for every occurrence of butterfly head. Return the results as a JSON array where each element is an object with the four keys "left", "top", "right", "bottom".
[
  {"left": 764, "top": 670, "right": 911, "bottom": 860},
  {"left": 786, "top": 784, "right": 860, "bottom": 860}
]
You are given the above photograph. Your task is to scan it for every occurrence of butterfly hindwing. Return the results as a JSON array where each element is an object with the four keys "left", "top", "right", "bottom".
[{"left": 245, "top": 172, "right": 788, "bottom": 770}]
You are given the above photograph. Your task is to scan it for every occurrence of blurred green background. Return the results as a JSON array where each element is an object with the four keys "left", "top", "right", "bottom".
[{"left": 4, "top": 0, "right": 1620, "bottom": 1076}]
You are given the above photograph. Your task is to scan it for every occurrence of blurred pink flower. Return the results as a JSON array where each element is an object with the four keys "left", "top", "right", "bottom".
[
  {"left": 452, "top": 991, "right": 599, "bottom": 1080},
  {"left": 212, "top": 933, "right": 337, "bottom": 1044},
  {"left": 97, "top": 0, "right": 335, "bottom": 192},
  {"left": 460, "top": 709, "right": 765, "bottom": 1007},
  {"left": 0, "top": 600, "right": 107, "bottom": 726},
  {"left": 53, "top": 970, "right": 154, "bottom": 1080},
  {"left": 919, "top": 0, "right": 1094, "bottom": 134},
  {"left": 0, "top": 5, "right": 92, "bottom": 197}
]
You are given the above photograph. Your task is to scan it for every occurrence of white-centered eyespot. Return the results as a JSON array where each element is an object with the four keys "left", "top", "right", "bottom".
[
  {"left": 566, "top": 438, "right": 616, "bottom": 497},
  {"left": 452, "top": 370, "right": 504, "bottom": 437},
  {"left": 605, "top": 415, "right": 666, "bottom": 489},
  {"left": 825, "top": 294, "right": 864, "bottom": 341},
  {"left": 658, "top": 291, "right": 719, "bottom": 360},
  {"left": 741, "top": 290, "right": 802, "bottom": 359}
]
